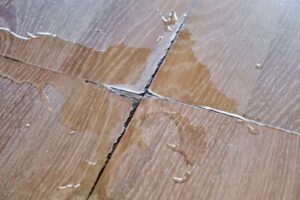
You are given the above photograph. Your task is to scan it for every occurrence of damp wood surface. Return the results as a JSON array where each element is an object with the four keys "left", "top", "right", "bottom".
[
  {"left": 0, "top": 0, "right": 193, "bottom": 93},
  {"left": 0, "top": 56, "right": 133, "bottom": 199},
  {"left": 150, "top": 0, "right": 300, "bottom": 133},
  {"left": 90, "top": 97, "right": 300, "bottom": 200}
]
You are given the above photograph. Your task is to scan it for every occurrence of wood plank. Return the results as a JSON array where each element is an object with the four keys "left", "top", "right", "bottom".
[
  {"left": 90, "top": 97, "right": 300, "bottom": 200},
  {"left": 0, "top": 0, "right": 193, "bottom": 93},
  {"left": 0, "top": 56, "right": 133, "bottom": 199},
  {"left": 150, "top": 0, "right": 300, "bottom": 132}
]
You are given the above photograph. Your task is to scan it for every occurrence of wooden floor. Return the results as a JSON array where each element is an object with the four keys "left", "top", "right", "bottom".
[{"left": 1, "top": 0, "right": 300, "bottom": 199}]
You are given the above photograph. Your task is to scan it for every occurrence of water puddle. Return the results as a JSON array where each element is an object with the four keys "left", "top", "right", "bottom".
[
  {"left": 0, "top": 28, "right": 152, "bottom": 86},
  {"left": 150, "top": 29, "right": 238, "bottom": 113}
]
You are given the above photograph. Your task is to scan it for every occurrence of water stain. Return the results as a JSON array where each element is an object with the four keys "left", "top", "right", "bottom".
[
  {"left": 0, "top": 74, "right": 45, "bottom": 152},
  {"left": 151, "top": 29, "right": 238, "bottom": 113},
  {"left": 0, "top": 29, "right": 152, "bottom": 86},
  {"left": 0, "top": 56, "right": 125, "bottom": 134},
  {"left": 139, "top": 111, "right": 207, "bottom": 166}
]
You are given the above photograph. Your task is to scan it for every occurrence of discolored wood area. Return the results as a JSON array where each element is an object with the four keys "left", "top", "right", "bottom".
[
  {"left": 150, "top": 0, "right": 300, "bottom": 132},
  {"left": 0, "top": 56, "right": 133, "bottom": 199},
  {"left": 0, "top": 0, "right": 193, "bottom": 93},
  {"left": 91, "top": 97, "right": 300, "bottom": 200}
]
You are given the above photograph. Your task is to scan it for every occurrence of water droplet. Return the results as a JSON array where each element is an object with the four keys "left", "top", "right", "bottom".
[
  {"left": 86, "top": 160, "right": 96, "bottom": 165},
  {"left": 156, "top": 35, "right": 164, "bottom": 42},
  {"left": 161, "top": 11, "right": 178, "bottom": 32},
  {"left": 25, "top": 123, "right": 31, "bottom": 127},
  {"left": 255, "top": 63, "right": 263, "bottom": 69},
  {"left": 58, "top": 184, "right": 73, "bottom": 190},
  {"left": 69, "top": 130, "right": 75, "bottom": 135},
  {"left": 172, "top": 170, "right": 191, "bottom": 183},
  {"left": 247, "top": 124, "right": 259, "bottom": 135},
  {"left": 95, "top": 28, "right": 102, "bottom": 32},
  {"left": 168, "top": 11, "right": 178, "bottom": 24},
  {"left": 166, "top": 143, "right": 178, "bottom": 151},
  {"left": 166, "top": 143, "right": 193, "bottom": 165},
  {"left": 166, "top": 26, "right": 174, "bottom": 32},
  {"left": 58, "top": 184, "right": 80, "bottom": 190},
  {"left": 183, "top": 13, "right": 187, "bottom": 17}
]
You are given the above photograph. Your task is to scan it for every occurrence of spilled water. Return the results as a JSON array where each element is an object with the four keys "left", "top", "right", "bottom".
[
  {"left": 138, "top": 111, "right": 208, "bottom": 184},
  {"left": 0, "top": 28, "right": 152, "bottom": 86},
  {"left": 150, "top": 29, "right": 238, "bottom": 113}
]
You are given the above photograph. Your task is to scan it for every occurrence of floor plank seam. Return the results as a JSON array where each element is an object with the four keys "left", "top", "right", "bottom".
[
  {"left": 142, "top": 1, "right": 196, "bottom": 95},
  {"left": 86, "top": 100, "right": 140, "bottom": 199},
  {"left": 2, "top": 55, "right": 23, "bottom": 63},
  {"left": 146, "top": 91, "right": 300, "bottom": 136},
  {"left": 85, "top": 9, "right": 193, "bottom": 197}
]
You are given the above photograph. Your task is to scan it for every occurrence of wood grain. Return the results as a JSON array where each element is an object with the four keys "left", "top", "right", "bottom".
[
  {"left": 150, "top": 0, "right": 300, "bottom": 132},
  {"left": 91, "top": 97, "right": 300, "bottom": 200},
  {"left": 0, "top": 0, "right": 193, "bottom": 93},
  {"left": 0, "top": 56, "right": 133, "bottom": 199}
]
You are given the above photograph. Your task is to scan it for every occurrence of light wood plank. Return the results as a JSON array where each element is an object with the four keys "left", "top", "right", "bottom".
[
  {"left": 91, "top": 97, "right": 300, "bottom": 200},
  {"left": 150, "top": 0, "right": 300, "bottom": 132},
  {"left": 0, "top": 0, "right": 193, "bottom": 93},
  {"left": 0, "top": 56, "right": 133, "bottom": 199}
]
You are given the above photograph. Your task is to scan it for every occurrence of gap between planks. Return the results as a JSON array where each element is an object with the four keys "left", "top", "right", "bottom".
[{"left": 85, "top": 2, "right": 196, "bottom": 198}]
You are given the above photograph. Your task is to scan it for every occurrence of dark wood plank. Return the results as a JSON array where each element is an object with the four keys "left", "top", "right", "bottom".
[
  {"left": 0, "top": 56, "right": 133, "bottom": 199},
  {"left": 0, "top": 0, "right": 193, "bottom": 93},
  {"left": 150, "top": 0, "right": 300, "bottom": 132},
  {"left": 91, "top": 97, "right": 300, "bottom": 200}
]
